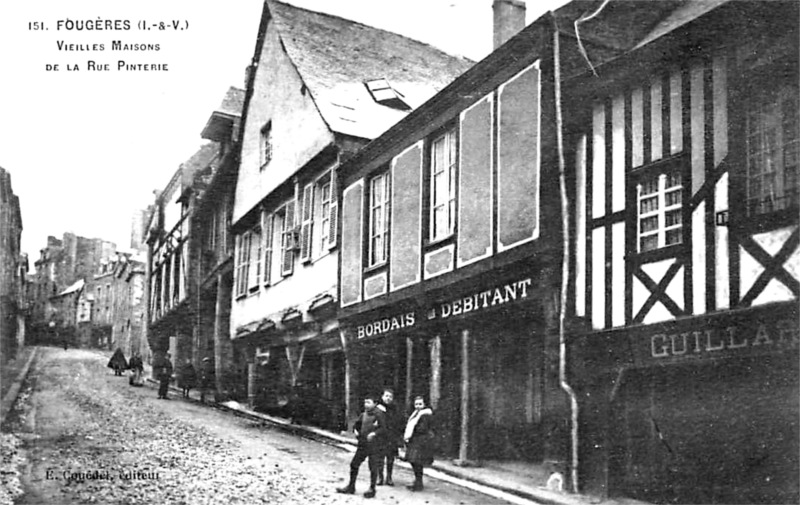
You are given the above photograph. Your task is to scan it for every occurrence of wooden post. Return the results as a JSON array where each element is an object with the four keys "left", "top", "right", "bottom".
[
  {"left": 458, "top": 329, "right": 470, "bottom": 464},
  {"left": 405, "top": 337, "right": 414, "bottom": 409},
  {"left": 339, "top": 329, "right": 353, "bottom": 426},
  {"left": 430, "top": 335, "right": 441, "bottom": 410},
  {"left": 247, "top": 362, "right": 257, "bottom": 409}
]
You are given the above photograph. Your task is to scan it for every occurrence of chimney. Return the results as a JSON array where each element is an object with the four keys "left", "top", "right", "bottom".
[{"left": 493, "top": 0, "right": 526, "bottom": 50}]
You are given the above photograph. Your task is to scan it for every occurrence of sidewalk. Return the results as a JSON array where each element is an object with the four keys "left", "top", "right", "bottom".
[
  {"left": 138, "top": 363, "right": 647, "bottom": 505},
  {"left": 0, "top": 346, "right": 37, "bottom": 426}
]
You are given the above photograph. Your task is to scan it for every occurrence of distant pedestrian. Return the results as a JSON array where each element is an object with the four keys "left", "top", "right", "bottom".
[
  {"left": 107, "top": 348, "right": 128, "bottom": 376},
  {"left": 156, "top": 352, "right": 173, "bottom": 400},
  {"left": 199, "top": 357, "right": 215, "bottom": 403},
  {"left": 128, "top": 352, "right": 144, "bottom": 387},
  {"left": 336, "top": 394, "right": 386, "bottom": 498},
  {"left": 403, "top": 395, "right": 434, "bottom": 491},
  {"left": 376, "top": 388, "right": 402, "bottom": 486},
  {"left": 178, "top": 359, "right": 197, "bottom": 398},
  {"left": 62, "top": 335, "right": 68, "bottom": 351}
]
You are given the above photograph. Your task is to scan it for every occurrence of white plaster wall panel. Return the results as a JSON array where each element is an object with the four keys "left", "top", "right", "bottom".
[
  {"left": 592, "top": 102, "right": 606, "bottom": 219},
  {"left": 715, "top": 173, "right": 730, "bottom": 309},
  {"left": 631, "top": 87, "right": 644, "bottom": 169},
  {"left": 669, "top": 69, "right": 682, "bottom": 155},
  {"left": 690, "top": 62, "right": 705, "bottom": 194},
  {"left": 693, "top": 202, "right": 706, "bottom": 314},
  {"left": 612, "top": 94, "right": 625, "bottom": 213},
  {"left": 753, "top": 228, "right": 794, "bottom": 257},
  {"left": 650, "top": 77, "right": 663, "bottom": 162},
  {"left": 612, "top": 221, "right": 625, "bottom": 327},
  {"left": 592, "top": 227, "right": 605, "bottom": 329},
  {"left": 575, "top": 135, "right": 587, "bottom": 317}
]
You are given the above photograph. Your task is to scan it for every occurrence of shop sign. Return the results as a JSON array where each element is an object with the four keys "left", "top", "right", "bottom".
[
  {"left": 647, "top": 317, "right": 798, "bottom": 362},
  {"left": 354, "top": 277, "right": 533, "bottom": 339},
  {"left": 427, "top": 278, "right": 533, "bottom": 320}
]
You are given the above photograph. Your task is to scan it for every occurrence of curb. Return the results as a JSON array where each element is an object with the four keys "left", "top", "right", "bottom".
[
  {"left": 0, "top": 347, "right": 38, "bottom": 425},
  {"left": 140, "top": 380, "right": 611, "bottom": 505}
]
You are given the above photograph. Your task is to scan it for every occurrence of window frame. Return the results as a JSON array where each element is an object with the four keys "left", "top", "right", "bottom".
[
  {"left": 731, "top": 50, "right": 799, "bottom": 233},
  {"left": 628, "top": 154, "right": 688, "bottom": 261},
  {"left": 367, "top": 170, "right": 390, "bottom": 268},
  {"left": 427, "top": 126, "right": 458, "bottom": 244}
]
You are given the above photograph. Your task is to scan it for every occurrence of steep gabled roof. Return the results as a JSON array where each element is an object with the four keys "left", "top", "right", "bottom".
[{"left": 263, "top": 0, "right": 475, "bottom": 140}]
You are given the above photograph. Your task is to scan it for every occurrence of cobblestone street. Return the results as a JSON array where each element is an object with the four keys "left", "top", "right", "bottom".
[{"left": 3, "top": 348, "right": 512, "bottom": 505}]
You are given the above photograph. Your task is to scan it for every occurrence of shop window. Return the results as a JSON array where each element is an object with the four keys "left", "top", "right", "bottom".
[
  {"left": 368, "top": 171, "right": 390, "bottom": 267},
  {"left": 429, "top": 128, "right": 457, "bottom": 242},
  {"left": 745, "top": 82, "right": 799, "bottom": 217},
  {"left": 634, "top": 159, "right": 684, "bottom": 253}
]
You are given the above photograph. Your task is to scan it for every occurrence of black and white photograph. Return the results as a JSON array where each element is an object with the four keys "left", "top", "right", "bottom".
[{"left": 0, "top": 1, "right": 798, "bottom": 504}]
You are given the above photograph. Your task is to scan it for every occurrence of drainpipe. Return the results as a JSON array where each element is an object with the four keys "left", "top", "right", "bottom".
[{"left": 551, "top": 13, "right": 580, "bottom": 494}]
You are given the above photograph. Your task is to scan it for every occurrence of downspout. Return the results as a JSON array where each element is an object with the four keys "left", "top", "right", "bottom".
[{"left": 551, "top": 13, "right": 580, "bottom": 494}]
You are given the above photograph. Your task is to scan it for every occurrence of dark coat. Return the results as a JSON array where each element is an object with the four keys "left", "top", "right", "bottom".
[
  {"left": 156, "top": 357, "right": 173, "bottom": 381},
  {"left": 177, "top": 363, "right": 197, "bottom": 389},
  {"left": 378, "top": 401, "right": 403, "bottom": 451},
  {"left": 404, "top": 408, "right": 435, "bottom": 466},
  {"left": 129, "top": 355, "right": 144, "bottom": 372},
  {"left": 353, "top": 407, "right": 387, "bottom": 450},
  {"left": 107, "top": 349, "right": 128, "bottom": 370}
]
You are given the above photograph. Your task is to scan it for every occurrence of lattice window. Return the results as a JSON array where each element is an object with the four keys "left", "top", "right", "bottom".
[
  {"left": 746, "top": 83, "right": 799, "bottom": 216},
  {"left": 637, "top": 169, "right": 683, "bottom": 252}
]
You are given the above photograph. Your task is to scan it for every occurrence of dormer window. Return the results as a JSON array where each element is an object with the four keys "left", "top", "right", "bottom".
[{"left": 365, "top": 78, "right": 410, "bottom": 111}]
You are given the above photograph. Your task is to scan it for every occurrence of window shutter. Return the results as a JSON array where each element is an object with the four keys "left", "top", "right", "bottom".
[
  {"left": 300, "top": 184, "right": 314, "bottom": 262},
  {"left": 282, "top": 201, "right": 295, "bottom": 275},
  {"left": 328, "top": 167, "right": 338, "bottom": 248},
  {"left": 263, "top": 213, "right": 273, "bottom": 286},
  {"left": 250, "top": 226, "right": 262, "bottom": 289},
  {"left": 234, "top": 234, "right": 242, "bottom": 296}
]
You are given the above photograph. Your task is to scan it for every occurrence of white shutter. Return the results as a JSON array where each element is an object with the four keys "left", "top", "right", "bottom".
[{"left": 300, "top": 184, "right": 314, "bottom": 263}]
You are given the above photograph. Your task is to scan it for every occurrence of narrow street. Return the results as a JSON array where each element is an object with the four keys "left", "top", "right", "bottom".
[{"left": 5, "top": 348, "right": 512, "bottom": 505}]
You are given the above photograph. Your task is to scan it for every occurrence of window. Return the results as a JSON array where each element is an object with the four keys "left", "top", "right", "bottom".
[
  {"left": 365, "top": 78, "right": 410, "bottom": 111},
  {"left": 745, "top": 82, "right": 799, "bottom": 216},
  {"left": 319, "top": 179, "right": 332, "bottom": 249},
  {"left": 279, "top": 201, "right": 296, "bottom": 276},
  {"left": 235, "top": 232, "right": 251, "bottom": 297},
  {"left": 430, "top": 129, "right": 457, "bottom": 242},
  {"left": 248, "top": 226, "right": 262, "bottom": 292},
  {"left": 368, "top": 172, "right": 390, "bottom": 266},
  {"left": 260, "top": 121, "right": 272, "bottom": 170},
  {"left": 636, "top": 168, "right": 683, "bottom": 252}
]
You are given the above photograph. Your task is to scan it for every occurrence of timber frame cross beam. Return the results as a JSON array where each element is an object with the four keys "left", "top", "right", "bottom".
[
  {"left": 632, "top": 259, "right": 684, "bottom": 324},
  {"left": 737, "top": 228, "right": 800, "bottom": 307}
]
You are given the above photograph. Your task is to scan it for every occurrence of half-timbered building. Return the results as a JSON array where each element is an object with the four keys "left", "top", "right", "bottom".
[{"left": 564, "top": 1, "right": 799, "bottom": 502}]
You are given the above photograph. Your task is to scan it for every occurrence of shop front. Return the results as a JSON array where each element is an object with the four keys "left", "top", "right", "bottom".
[
  {"left": 342, "top": 271, "right": 566, "bottom": 464},
  {"left": 571, "top": 301, "right": 799, "bottom": 504}
]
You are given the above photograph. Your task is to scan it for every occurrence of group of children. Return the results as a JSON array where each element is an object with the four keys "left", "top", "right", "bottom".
[{"left": 337, "top": 389, "right": 435, "bottom": 499}]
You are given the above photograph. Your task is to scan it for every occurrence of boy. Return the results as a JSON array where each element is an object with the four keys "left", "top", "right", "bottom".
[
  {"left": 336, "top": 395, "right": 386, "bottom": 498},
  {"left": 376, "top": 388, "right": 402, "bottom": 486}
]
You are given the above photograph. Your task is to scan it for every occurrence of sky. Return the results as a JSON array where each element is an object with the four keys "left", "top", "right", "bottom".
[{"left": 0, "top": 0, "right": 568, "bottom": 261}]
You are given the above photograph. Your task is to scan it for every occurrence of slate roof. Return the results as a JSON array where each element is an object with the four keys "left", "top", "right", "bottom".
[
  {"left": 551, "top": 0, "right": 734, "bottom": 78},
  {"left": 201, "top": 87, "right": 245, "bottom": 141},
  {"left": 263, "top": 0, "right": 475, "bottom": 140},
  {"left": 58, "top": 278, "right": 85, "bottom": 296}
]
